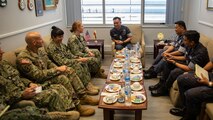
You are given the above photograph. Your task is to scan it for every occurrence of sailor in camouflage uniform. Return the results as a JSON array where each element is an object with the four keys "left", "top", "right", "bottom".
[
  {"left": 0, "top": 48, "right": 82, "bottom": 119},
  {"left": 67, "top": 20, "right": 107, "bottom": 78},
  {"left": 46, "top": 26, "right": 99, "bottom": 95},
  {"left": 15, "top": 32, "right": 98, "bottom": 115}
]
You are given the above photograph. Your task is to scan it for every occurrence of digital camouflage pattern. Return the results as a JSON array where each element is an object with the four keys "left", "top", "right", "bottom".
[
  {"left": 0, "top": 60, "right": 76, "bottom": 112},
  {"left": 46, "top": 41, "right": 91, "bottom": 86},
  {"left": 16, "top": 47, "right": 87, "bottom": 99},
  {"left": 0, "top": 106, "right": 52, "bottom": 120},
  {"left": 67, "top": 33, "right": 101, "bottom": 75}
]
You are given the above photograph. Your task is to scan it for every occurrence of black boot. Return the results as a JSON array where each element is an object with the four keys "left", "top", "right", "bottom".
[
  {"left": 149, "top": 78, "right": 163, "bottom": 91},
  {"left": 151, "top": 85, "right": 168, "bottom": 97},
  {"left": 144, "top": 66, "right": 157, "bottom": 79}
]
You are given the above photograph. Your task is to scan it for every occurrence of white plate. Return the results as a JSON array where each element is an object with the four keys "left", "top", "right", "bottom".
[
  {"left": 131, "top": 70, "right": 142, "bottom": 74},
  {"left": 130, "top": 64, "right": 142, "bottom": 69},
  {"left": 131, "top": 94, "right": 146, "bottom": 103},
  {"left": 105, "top": 84, "right": 121, "bottom": 93},
  {"left": 130, "top": 59, "right": 140, "bottom": 63},
  {"left": 103, "top": 96, "right": 117, "bottom": 104},
  {"left": 113, "top": 63, "right": 123, "bottom": 68},
  {"left": 130, "top": 75, "right": 142, "bottom": 81},
  {"left": 110, "top": 69, "right": 123, "bottom": 73},
  {"left": 130, "top": 84, "right": 143, "bottom": 91},
  {"left": 110, "top": 75, "right": 121, "bottom": 81}
]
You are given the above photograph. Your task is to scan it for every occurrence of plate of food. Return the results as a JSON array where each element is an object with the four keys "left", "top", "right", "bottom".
[
  {"left": 105, "top": 84, "right": 121, "bottom": 93},
  {"left": 113, "top": 62, "right": 123, "bottom": 68},
  {"left": 130, "top": 74, "right": 142, "bottom": 81},
  {"left": 131, "top": 93, "right": 146, "bottom": 104},
  {"left": 103, "top": 95, "right": 117, "bottom": 104},
  {"left": 110, "top": 68, "right": 123, "bottom": 73},
  {"left": 110, "top": 73, "right": 121, "bottom": 81},
  {"left": 130, "top": 64, "right": 142, "bottom": 69}
]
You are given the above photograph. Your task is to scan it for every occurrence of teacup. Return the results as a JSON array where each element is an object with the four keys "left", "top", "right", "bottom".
[
  {"left": 105, "top": 94, "right": 116, "bottom": 103},
  {"left": 132, "top": 82, "right": 141, "bottom": 89},
  {"left": 114, "top": 62, "right": 121, "bottom": 66},
  {"left": 133, "top": 67, "right": 139, "bottom": 73}
]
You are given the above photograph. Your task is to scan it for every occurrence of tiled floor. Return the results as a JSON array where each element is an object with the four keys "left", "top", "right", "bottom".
[{"left": 80, "top": 54, "right": 181, "bottom": 120}]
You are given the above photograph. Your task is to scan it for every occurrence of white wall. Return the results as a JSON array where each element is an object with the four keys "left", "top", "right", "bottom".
[
  {"left": 1, "top": 0, "right": 212, "bottom": 53},
  {"left": 186, "top": 0, "right": 213, "bottom": 38},
  {"left": 0, "top": 0, "right": 68, "bottom": 52}
]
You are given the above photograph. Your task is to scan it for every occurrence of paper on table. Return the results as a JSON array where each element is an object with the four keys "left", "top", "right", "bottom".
[{"left": 195, "top": 64, "right": 209, "bottom": 81}]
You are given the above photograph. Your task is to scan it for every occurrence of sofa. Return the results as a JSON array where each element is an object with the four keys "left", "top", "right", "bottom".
[
  {"left": 169, "top": 34, "right": 213, "bottom": 119},
  {"left": 111, "top": 24, "right": 146, "bottom": 68},
  {"left": 1, "top": 35, "right": 51, "bottom": 109}
]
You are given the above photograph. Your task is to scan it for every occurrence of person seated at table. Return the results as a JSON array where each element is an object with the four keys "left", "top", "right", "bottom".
[
  {"left": 67, "top": 20, "right": 107, "bottom": 79},
  {"left": 170, "top": 57, "right": 213, "bottom": 120},
  {"left": 151, "top": 30, "right": 209, "bottom": 96},
  {"left": 46, "top": 26, "right": 99, "bottom": 95},
  {"left": 16, "top": 32, "right": 99, "bottom": 109},
  {"left": 110, "top": 16, "right": 132, "bottom": 50},
  {"left": 144, "top": 20, "right": 187, "bottom": 79}
]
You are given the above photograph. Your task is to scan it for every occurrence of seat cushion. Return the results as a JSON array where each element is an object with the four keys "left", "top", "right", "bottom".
[{"left": 206, "top": 103, "right": 213, "bottom": 120}]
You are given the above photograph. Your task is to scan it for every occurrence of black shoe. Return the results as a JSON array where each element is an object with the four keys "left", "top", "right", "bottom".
[
  {"left": 151, "top": 86, "right": 168, "bottom": 97},
  {"left": 144, "top": 70, "right": 157, "bottom": 79},
  {"left": 149, "top": 82, "right": 161, "bottom": 91},
  {"left": 170, "top": 108, "right": 184, "bottom": 116}
]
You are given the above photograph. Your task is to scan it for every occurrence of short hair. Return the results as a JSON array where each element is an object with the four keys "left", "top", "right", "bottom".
[
  {"left": 25, "top": 32, "right": 40, "bottom": 45},
  {"left": 183, "top": 30, "right": 200, "bottom": 43},
  {"left": 175, "top": 20, "right": 187, "bottom": 30},
  {"left": 70, "top": 20, "right": 82, "bottom": 33},
  {"left": 51, "top": 26, "right": 64, "bottom": 39},
  {"left": 113, "top": 17, "right": 121, "bottom": 21}
]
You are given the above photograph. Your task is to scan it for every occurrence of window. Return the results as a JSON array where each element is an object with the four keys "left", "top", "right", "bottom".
[
  {"left": 66, "top": 0, "right": 182, "bottom": 26},
  {"left": 144, "top": 0, "right": 167, "bottom": 24},
  {"left": 81, "top": 0, "right": 167, "bottom": 24}
]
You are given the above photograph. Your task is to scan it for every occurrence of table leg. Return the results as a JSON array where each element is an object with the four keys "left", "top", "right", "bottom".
[
  {"left": 135, "top": 110, "right": 142, "bottom": 120},
  {"left": 103, "top": 109, "right": 114, "bottom": 120}
]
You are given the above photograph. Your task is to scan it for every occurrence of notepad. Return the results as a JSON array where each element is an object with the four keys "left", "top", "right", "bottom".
[{"left": 195, "top": 64, "right": 209, "bottom": 81}]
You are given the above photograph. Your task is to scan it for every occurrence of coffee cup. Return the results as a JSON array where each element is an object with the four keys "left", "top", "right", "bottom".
[
  {"left": 132, "top": 82, "right": 141, "bottom": 89},
  {"left": 133, "top": 67, "right": 139, "bottom": 73}
]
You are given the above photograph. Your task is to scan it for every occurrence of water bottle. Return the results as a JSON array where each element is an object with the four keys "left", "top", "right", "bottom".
[{"left": 124, "top": 75, "right": 132, "bottom": 106}]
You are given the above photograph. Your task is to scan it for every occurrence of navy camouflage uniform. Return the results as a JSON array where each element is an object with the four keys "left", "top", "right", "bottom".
[
  {"left": 0, "top": 60, "right": 76, "bottom": 112},
  {"left": 16, "top": 47, "right": 87, "bottom": 99},
  {"left": 0, "top": 105, "right": 52, "bottom": 120},
  {"left": 47, "top": 41, "right": 91, "bottom": 86},
  {"left": 67, "top": 33, "right": 101, "bottom": 76}
]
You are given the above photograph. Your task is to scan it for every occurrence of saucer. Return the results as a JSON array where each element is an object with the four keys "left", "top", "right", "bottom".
[
  {"left": 131, "top": 84, "right": 143, "bottom": 91},
  {"left": 131, "top": 94, "right": 146, "bottom": 104},
  {"left": 131, "top": 70, "right": 142, "bottom": 74},
  {"left": 130, "top": 64, "right": 142, "bottom": 69},
  {"left": 110, "top": 75, "right": 121, "bottom": 81},
  {"left": 105, "top": 84, "right": 121, "bottom": 93},
  {"left": 113, "top": 63, "right": 123, "bottom": 68},
  {"left": 103, "top": 96, "right": 117, "bottom": 104},
  {"left": 110, "top": 69, "right": 123, "bottom": 73},
  {"left": 130, "top": 59, "right": 140, "bottom": 63},
  {"left": 130, "top": 75, "right": 142, "bottom": 81}
]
